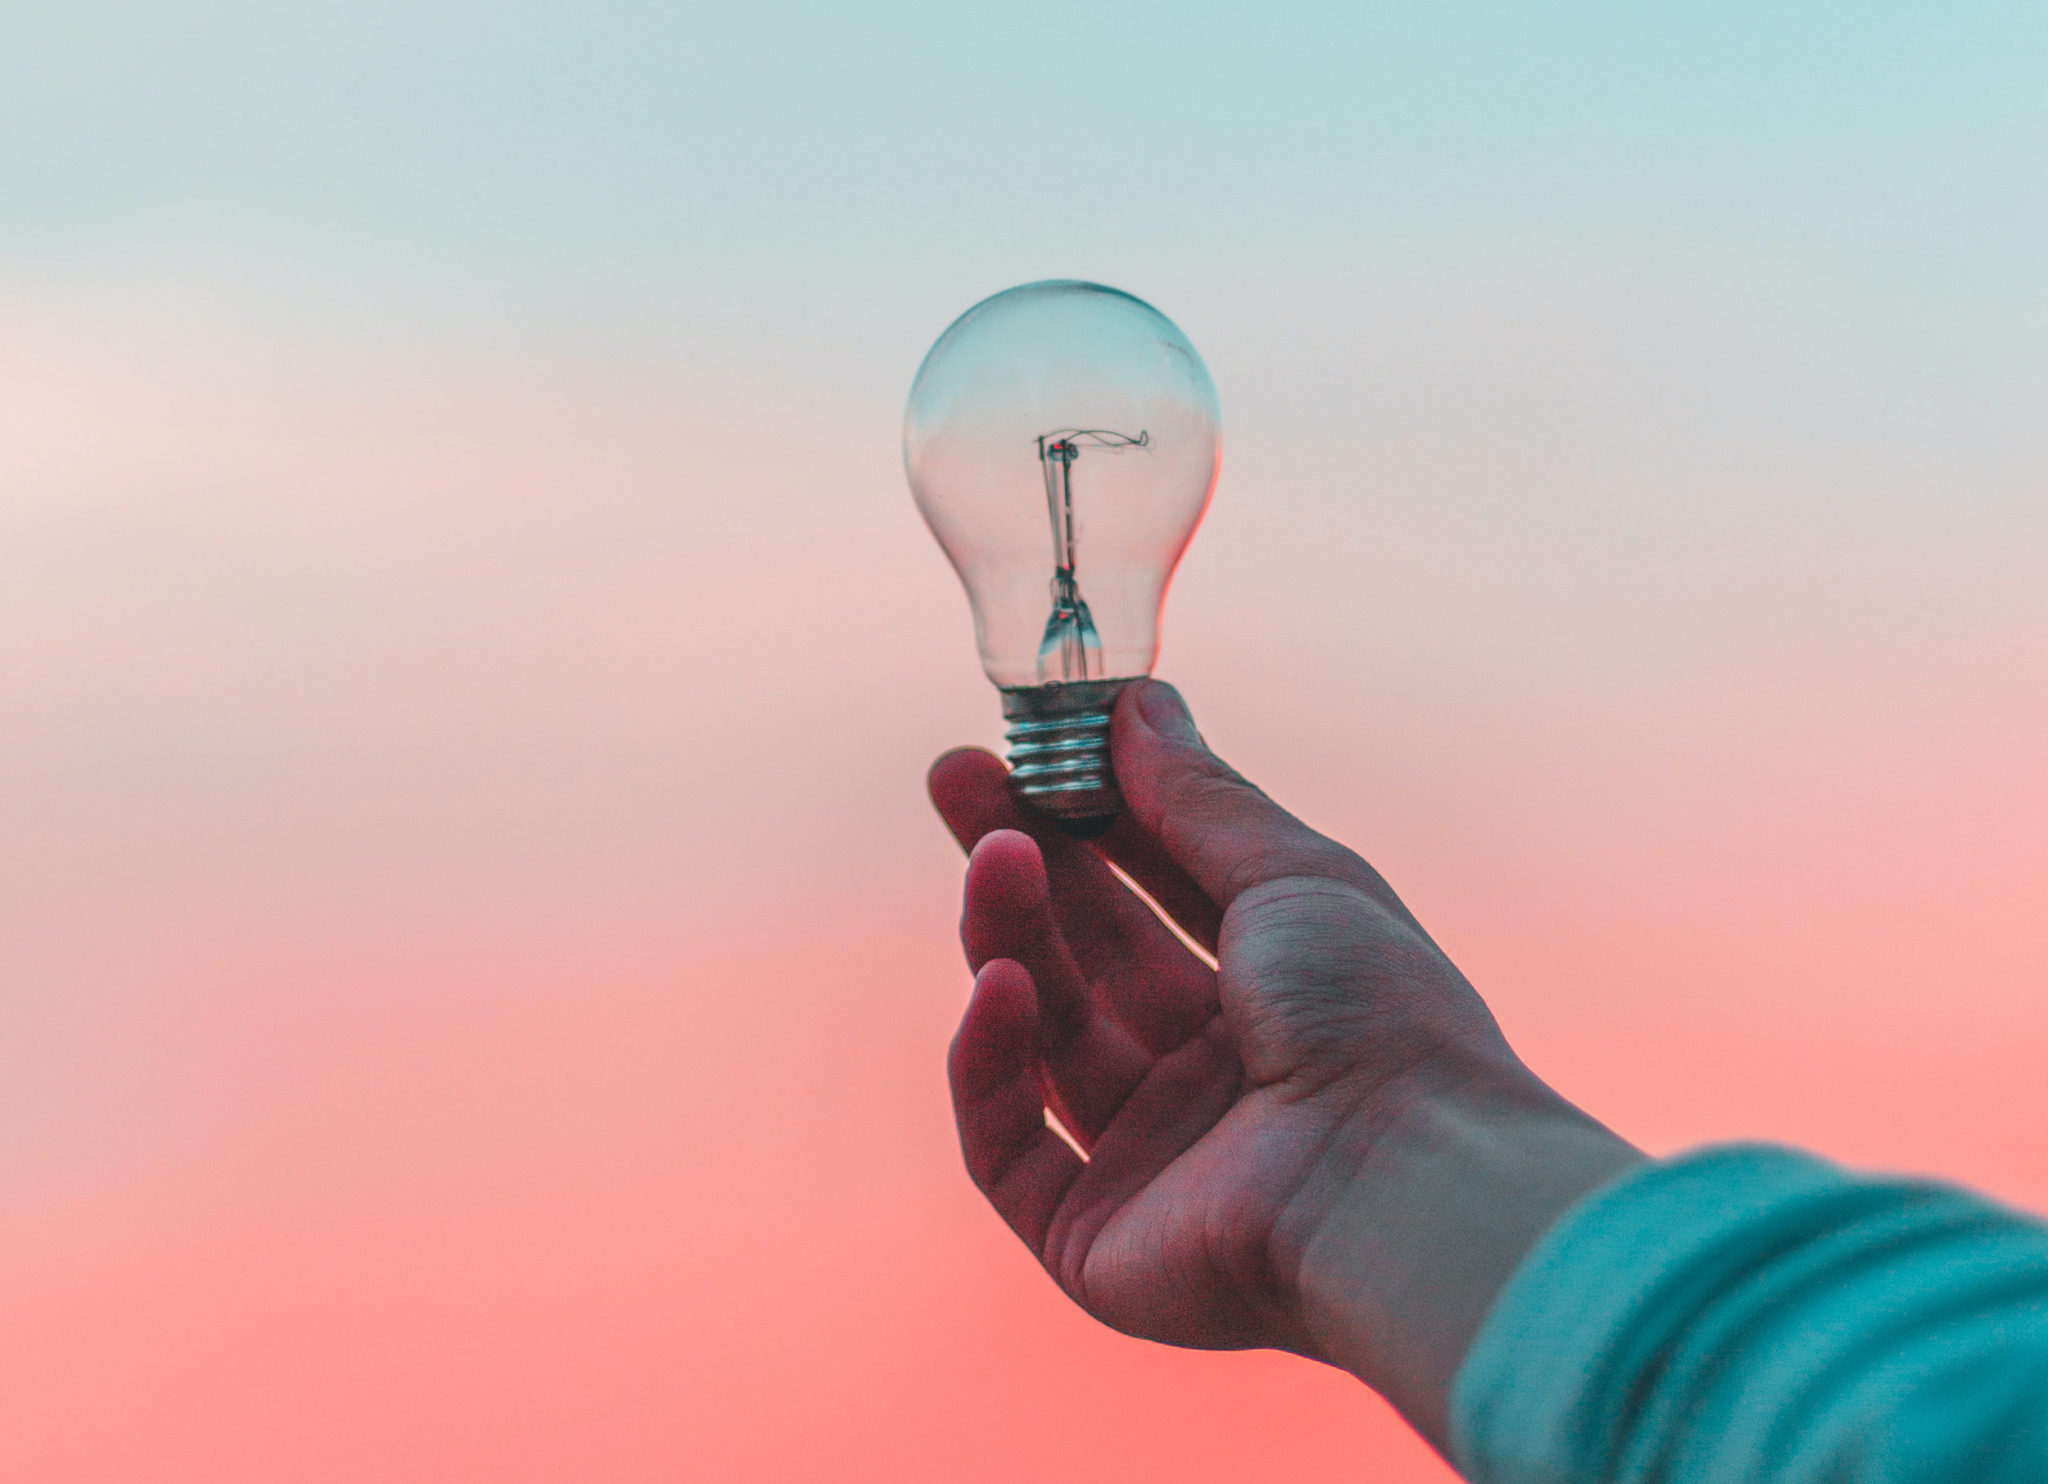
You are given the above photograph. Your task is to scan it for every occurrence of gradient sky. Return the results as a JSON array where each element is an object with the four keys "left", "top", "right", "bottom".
[{"left": 4, "top": 4, "right": 2047, "bottom": 1480}]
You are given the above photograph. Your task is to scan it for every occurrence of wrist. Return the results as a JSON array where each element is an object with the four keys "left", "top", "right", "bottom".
[{"left": 1278, "top": 1058, "right": 1643, "bottom": 1452}]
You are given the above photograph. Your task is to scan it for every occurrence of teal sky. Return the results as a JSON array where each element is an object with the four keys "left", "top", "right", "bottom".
[{"left": 9, "top": 3, "right": 2045, "bottom": 294}]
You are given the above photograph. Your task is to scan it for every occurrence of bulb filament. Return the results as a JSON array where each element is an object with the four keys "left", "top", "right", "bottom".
[{"left": 1035, "top": 428, "right": 1148, "bottom": 682}]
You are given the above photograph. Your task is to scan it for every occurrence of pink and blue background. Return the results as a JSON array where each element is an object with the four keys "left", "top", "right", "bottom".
[{"left": 4, "top": 4, "right": 2046, "bottom": 1478}]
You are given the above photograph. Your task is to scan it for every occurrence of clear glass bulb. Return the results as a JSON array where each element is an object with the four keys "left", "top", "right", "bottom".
[{"left": 905, "top": 281, "right": 1220, "bottom": 832}]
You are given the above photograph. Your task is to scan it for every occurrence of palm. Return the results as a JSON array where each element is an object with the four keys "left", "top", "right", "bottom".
[{"left": 1063, "top": 1052, "right": 1354, "bottom": 1353}]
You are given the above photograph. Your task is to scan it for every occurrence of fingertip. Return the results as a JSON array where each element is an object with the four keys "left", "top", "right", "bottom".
[
  {"left": 965, "top": 827, "right": 1049, "bottom": 898},
  {"left": 929, "top": 746, "right": 1020, "bottom": 850},
  {"left": 928, "top": 745, "right": 1004, "bottom": 807},
  {"left": 949, "top": 958, "right": 1039, "bottom": 1093},
  {"left": 1126, "top": 678, "right": 1199, "bottom": 744},
  {"left": 1111, "top": 679, "right": 1226, "bottom": 836},
  {"left": 974, "top": 955, "right": 1038, "bottom": 1007},
  {"left": 1112, "top": 679, "right": 1204, "bottom": 776}
]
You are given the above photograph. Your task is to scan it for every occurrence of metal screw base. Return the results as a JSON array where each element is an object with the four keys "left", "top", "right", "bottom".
[{"left": 999, "top": 679, "right": 1130, "bottom": 837}]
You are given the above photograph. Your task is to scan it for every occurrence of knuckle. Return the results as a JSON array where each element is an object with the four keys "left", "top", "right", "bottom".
[
  {"left": 1177, "top": 758, "right": 1267, "bottom": 814},
  {"left": 1220, "top": 878, "right": 1472, "bottom": 1091}
]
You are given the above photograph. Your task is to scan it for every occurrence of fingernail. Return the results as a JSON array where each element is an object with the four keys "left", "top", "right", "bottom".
[{"left": 1135, "top": 680, "right": 1200, "bottom": 744}]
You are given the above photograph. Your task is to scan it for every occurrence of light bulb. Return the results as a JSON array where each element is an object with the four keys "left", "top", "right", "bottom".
[{"left": 905, "top": 281, "right": 1220, "bottom": 834}]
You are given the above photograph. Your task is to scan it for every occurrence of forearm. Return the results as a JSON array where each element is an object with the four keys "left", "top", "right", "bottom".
[{"left": 1283, "top": 1062, "right": 1643, "bottom": 1454}]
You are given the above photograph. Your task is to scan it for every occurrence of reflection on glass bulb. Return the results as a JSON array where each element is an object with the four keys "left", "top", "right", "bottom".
[{"left": 905, "top": 281, "right": 1220, "bottom": 833}]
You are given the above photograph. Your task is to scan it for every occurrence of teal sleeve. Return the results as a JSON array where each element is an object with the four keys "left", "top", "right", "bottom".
[{"left": 1449, "top": 1144, "right": 2048, "bottom": 1484}]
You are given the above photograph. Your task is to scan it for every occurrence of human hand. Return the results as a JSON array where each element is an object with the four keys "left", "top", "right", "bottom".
[{"left": 930, "top": 681, "right": 1638, "bottom": 1448}]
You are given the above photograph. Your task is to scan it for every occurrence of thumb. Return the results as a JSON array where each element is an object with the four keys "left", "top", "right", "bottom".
[{"left": 1111, "top": 681, "right": 1399, "bottom": 915}]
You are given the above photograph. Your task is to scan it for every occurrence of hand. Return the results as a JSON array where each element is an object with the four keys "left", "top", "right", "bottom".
[{"left": 930, "top": 681, "right": 1639, "bottom": 1449}]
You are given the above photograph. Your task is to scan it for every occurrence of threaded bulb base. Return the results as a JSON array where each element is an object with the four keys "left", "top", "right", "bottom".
[{"left": 999, "top": 679, "right": 1130, "bottom": 837}]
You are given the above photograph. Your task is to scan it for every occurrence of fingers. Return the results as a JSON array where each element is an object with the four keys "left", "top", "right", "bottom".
[
  {"left": 928, "top": 746, "right": 1036, "bottom": 855},
  {"left": 931, "top": 748, "right": 1220, "bottom": 1053},
  {"left": 962, "top": 832, "right": 1158, "bottom": 1142},
  {"left": 1093, "top": 812, "right": 1223, "bottom": 956},
  {"left": 948, "top": 958, "right": 1085, "bottom": 1253},
  {"left": 1111, "top": 681, "right": 1412, "bottom": 921},
  {"left": 931, "top": 743, "right": 1221, "bottom": 957}
]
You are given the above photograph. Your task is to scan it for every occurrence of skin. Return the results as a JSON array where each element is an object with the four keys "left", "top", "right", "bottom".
[{"left": 930, "top": 680, "right": 1644, "bottom": 1457}]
